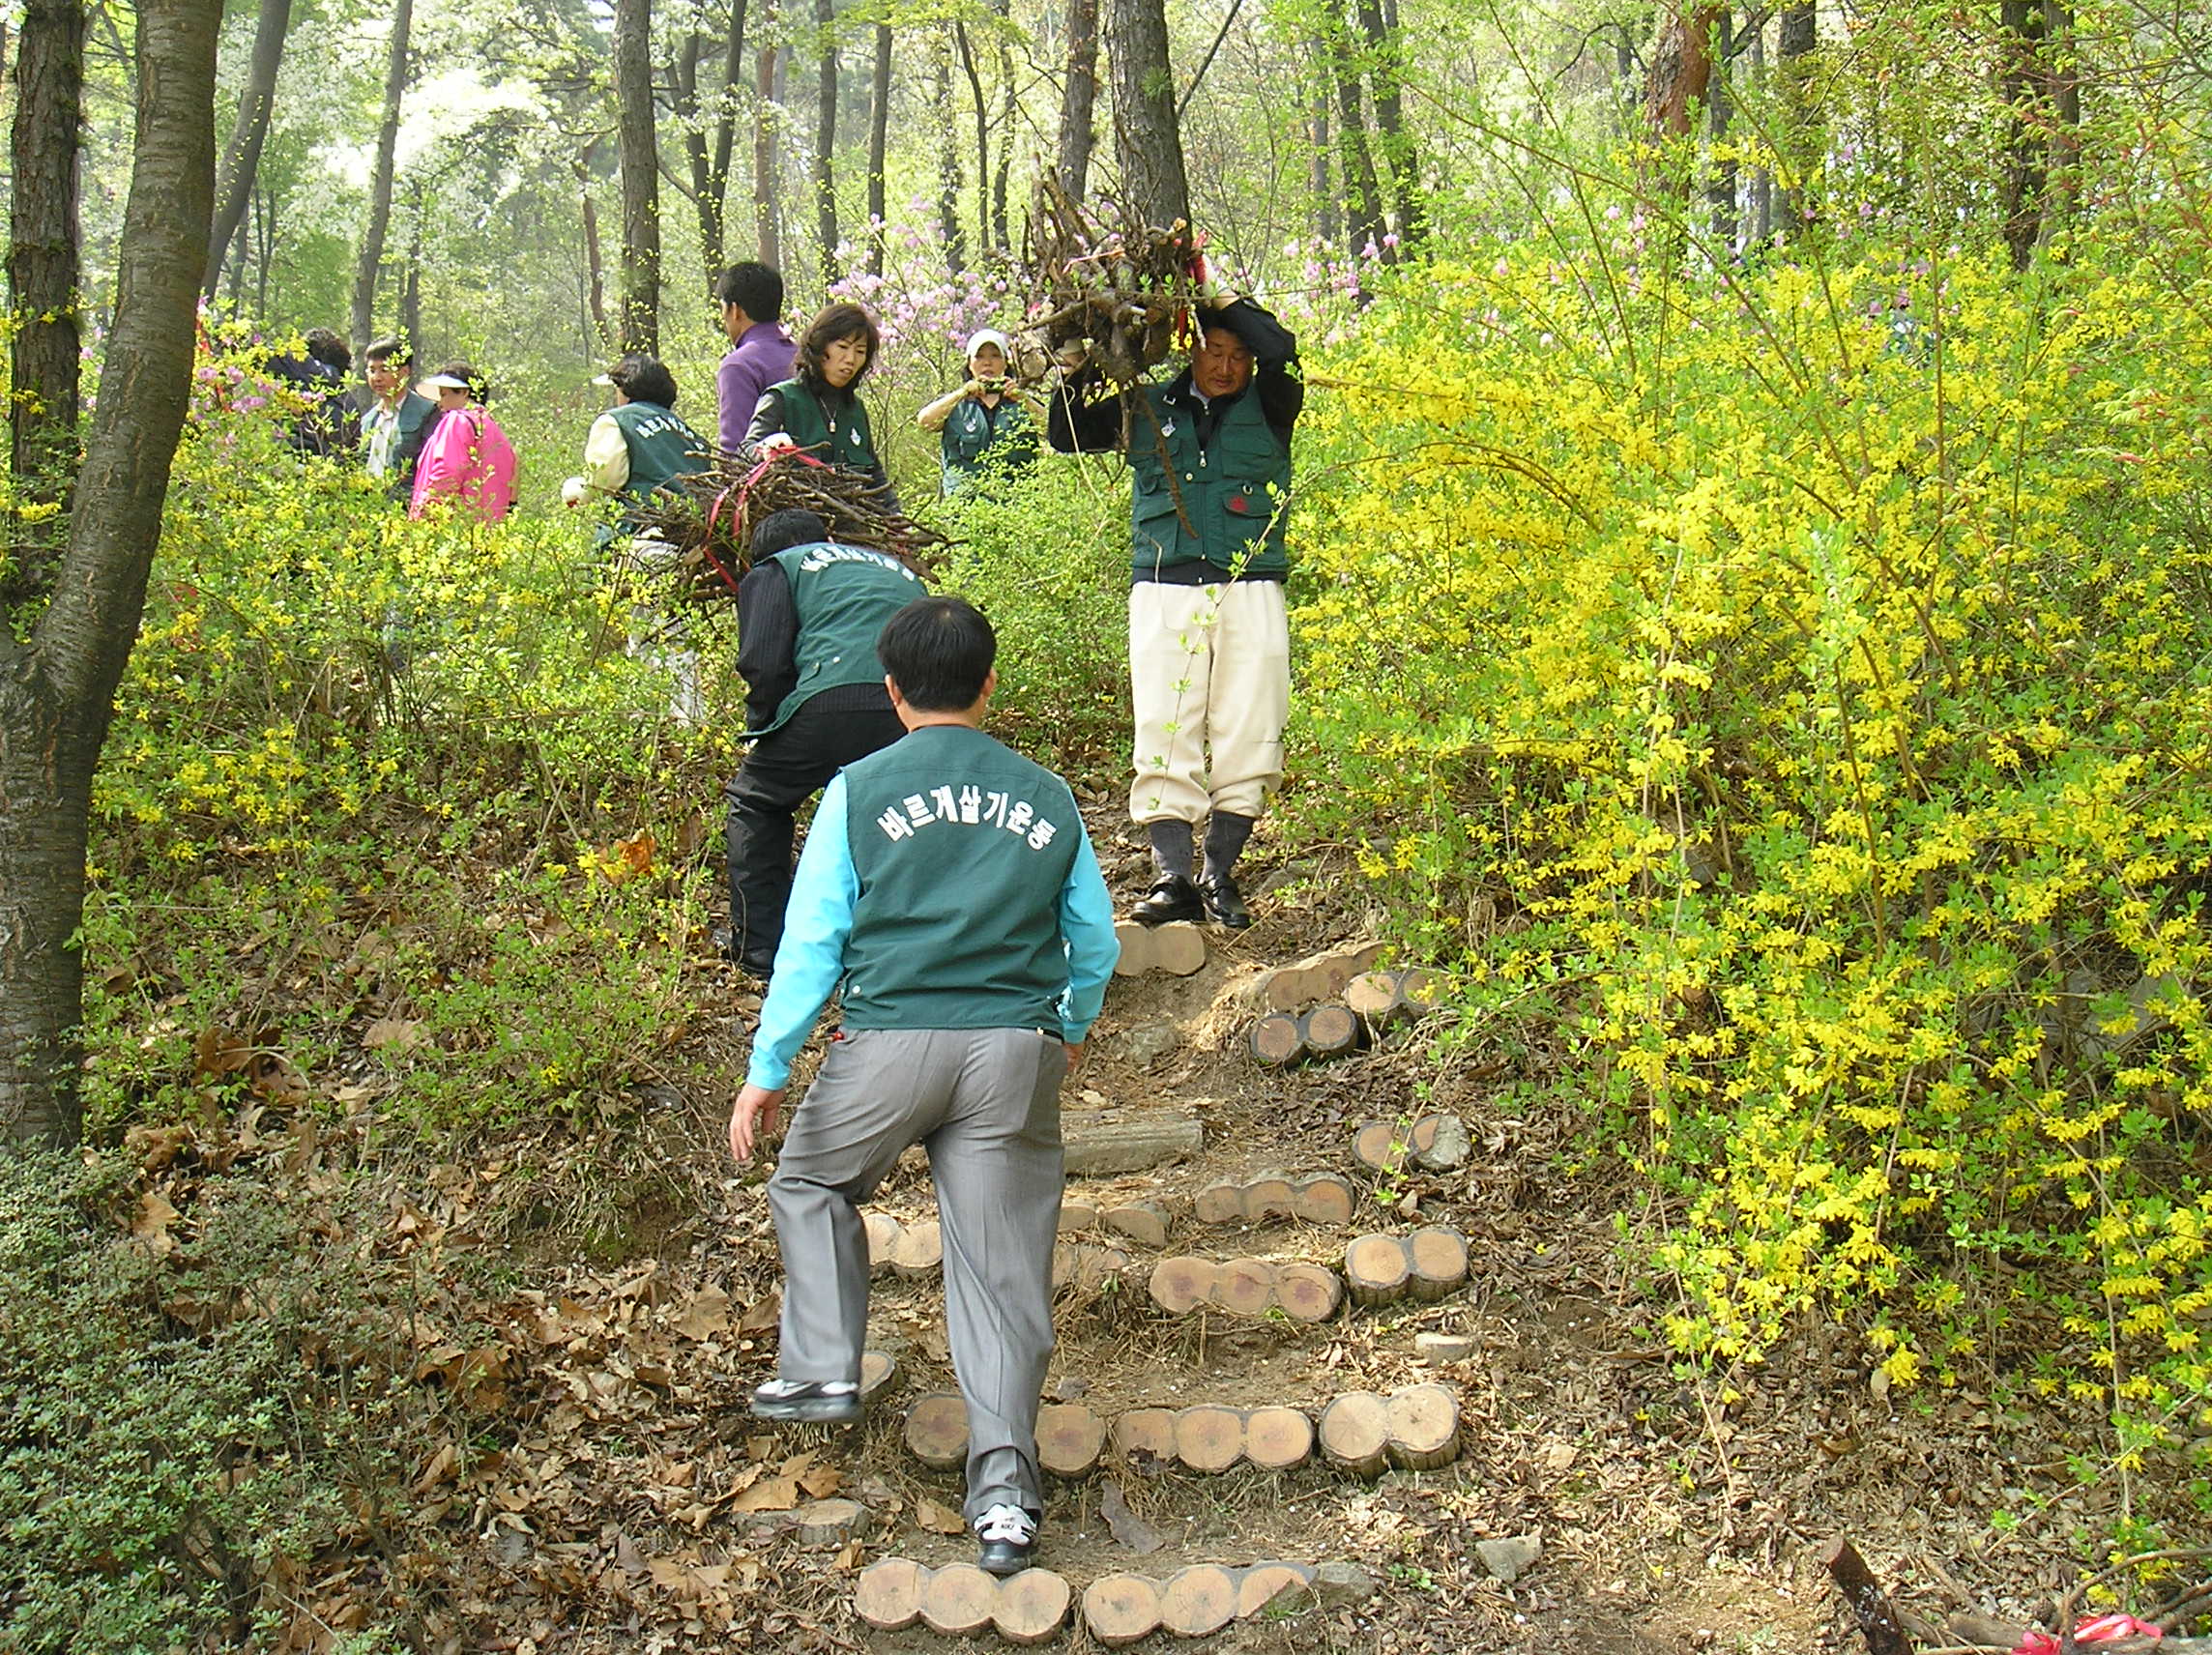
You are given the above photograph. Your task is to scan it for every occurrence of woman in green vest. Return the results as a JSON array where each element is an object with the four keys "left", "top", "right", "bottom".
[
  {"left": 568, "top": 353, "right": 706, "bottom": 535},
  {"left": 745, "top": 302, "right": 900, "bottom": 509}
]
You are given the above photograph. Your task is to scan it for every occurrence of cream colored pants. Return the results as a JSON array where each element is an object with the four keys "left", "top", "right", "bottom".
[{"left": 1127, "top": 579, "right": 1290, "bottom": 824}]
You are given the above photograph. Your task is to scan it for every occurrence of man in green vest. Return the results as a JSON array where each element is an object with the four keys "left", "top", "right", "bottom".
[
  {"left": 722, "top": 509, "right": 922, "bottom": 974},
  {"left": 729, "top": 595, "right": 1119, "bottom": 1579},
  {"left": 1047, "top": 271, "right": 1302, "bottom": 931}
]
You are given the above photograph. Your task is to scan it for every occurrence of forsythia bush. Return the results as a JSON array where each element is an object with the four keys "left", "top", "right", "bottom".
[{"left": 1291, "top": 232, "right": 2212, "bottom": 1456}]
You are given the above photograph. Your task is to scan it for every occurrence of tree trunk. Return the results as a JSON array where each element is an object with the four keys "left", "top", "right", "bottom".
[
  {"left": 1056, "top": 0, "right": 1097, "bottom": 198},
  {"left": 812, "top": 0, "right": 838, "bottom": 281},
  {"left": 1324, "top": 6, "right": 1381, "bottom": 256},
  {"left": 577, "top": 156, "right": 611, "bottom": 350},
  {"left": 1353, "top": 0, "right": 1424, "bottom": 254},
  {"left": 952, "top": 20, "right": 990, "bottom": 258},
  {"left": 1304, "top": 38, "right": 1336, "bottom": 245},
  {"left": 614, "top": 0, "right": 660, "bottom": 351},
  {"left": 711, "top": 0, "right": 750, "bottom": 274},
  {"left": 1774, "top": 0, "right": 1816, "bottom": 239},
  {"left": 1644, "top": 1, "right": 1723, "bottom": 137},
  {"left": 865, "top": 22, "right": 890, "bottom": 274},
  {"left": 1997, "top": 0, "right": 2049, "bottom": 268},
  {"left": 7, "top": 0, "right": 86, "bottom": 611},
  {"left": 1, "top": 0, "right": 220, "bottom": 1147},
  {"left": 934, "top": 31, "right": 965, "bottom": 276},
  {"left": 674, "top": 19, "right": 724, "bottom": 287},
  {"left": 202, "top": 0, "right": 291, "bottom": 298},
  {"left": 1747, "top": 16, "right": 1772, "bottom": 244},
  {"left": 400, "top": 190, "right": 425, "bottom": 362},
  {"left": 754, "top": 18, "right": 781, "bottom": 265},
  {"left": 2035, "top": 0, "right": 2079, "bottom": 252},
  {"left": 1104, "top": 0, "right": 1189, "bottom": 231},
  {"left": 992, "top": 31, "right": 1014, "bottom": 250},
  {"left": 1705, "top": 7, "right": 1736, "bottom": 249},
  {"left": 348, "top": 0, "right": 413, "bottom": 357}
]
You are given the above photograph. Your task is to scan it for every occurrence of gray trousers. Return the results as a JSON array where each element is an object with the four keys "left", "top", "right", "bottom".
[{"left": 766, "top": 1026, "right": 1067, "bottom": 1521}]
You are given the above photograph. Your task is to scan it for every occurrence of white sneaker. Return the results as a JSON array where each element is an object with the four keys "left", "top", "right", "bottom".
[{"left": 974, "top": 1502, "right": 1039, "bottom": 1576}]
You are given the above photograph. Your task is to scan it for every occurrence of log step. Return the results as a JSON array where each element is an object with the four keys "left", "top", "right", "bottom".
[
  {"left": 1191, "top": 1173, "right": 1357, "bottom": 1229},
  {"left": 1317, "top": 1381, "right": 1461, "bottom": 1476},
  {"left": 1247, "top": 1003, "right": 1368, "bottom": 1067},
  {"left": 905, "top": 1396, "right": 1114, "bottom": 1479},
  {"left": 1256, "top": 943, "right": 1387, "bottom": 1012},
  {"left": 1063, "top": 1106, "right": 1205, "bottom": 1175},
  {"left": 1113, "top": 920, "right": 1208, "bottom": 977},
  {"left": 861, "top": 1219, "right": 1130, "bottom": 1292},
  {"left": 1343, "top": 967, "right": 1442, "bottom": 1030},
  {"left": 857, "top": 1557, "right": 1073, "bottom": 1642},
  {"left": 1146, "top": 1255, "right": 1342, "bottom": 1321},
  {"left": 1342, "top": 1226, "right": 1470, "bottom": 1309},
  {"left": 1350, "top": 1113, "right": 1470, "bottom": 1176},
  {"left": 859, "top": 1558, "right": 1372, "bottom": 1643},
  {"left": 1111, "top": 1404, "right": 1317, "bottom": 1473}
]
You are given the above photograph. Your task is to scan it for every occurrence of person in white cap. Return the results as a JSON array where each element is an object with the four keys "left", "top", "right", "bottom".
[{"left": 915, "top": 329, "right": 1039, "bottom": 497}]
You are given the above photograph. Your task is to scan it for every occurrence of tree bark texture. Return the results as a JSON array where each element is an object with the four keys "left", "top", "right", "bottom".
[
  {"left": 1324, "top": 7, "right": 1382, "bottom": 257},
  {"left": 202, "top": 0, "right": 291, "bottom": 297},
  {"left": 1775, "top": 0, "right": 1816, "bottom": 238},
  {"left": 1, "top": 0, "right": 219, "bottom": 1147},
  {"left": 953, "top": 21, "right": 990, "bottom": 258},
  {"left": 674, "top": 23, "right": 723, "bottom": 287},
  {"left": 348, "top": 0, "right": 414, "bottom": 357},
  {"left": 577, "top": 155, "right": 610, "bottom": 351},
  {"left": 992, "top": 29, "right": 1015, "bottom": 251},
  {"left": 711, "top": 0, "right": 750, "bottom": 274},
  {"left": 865, "top": 23, "right": 891, "bottom": 274},
  {"left": 614, "top": 0, "right": 661, "bottom": 352},
  {"left": 1305, "top": 38, "right": 1337, "bottom": 246},
  {"left": 934, "top": 32, "right": 965, "bottom": 276},
  {"left": 812, "top": 0, "right": 838, "bottom": 280},
  {"left": 1705, "top": 7, "right": 1737, "bottom": 247},
  {"left": 7, "top": 0, "right": 86, "bottom": 609},
  {"left": 1353, "top": 0, "right": 1424, "bottom": 253},
  {"left": 1103, "top": 0, "right": 1189, "bottom": 230},
  {"left": 1056, "top": 0, "right": 1098, "bottom": 199},
  {"left": 754, "top": 20, "right": 781, "bottom": 266},
  {"left": 1644, "top": 1, "right": 1723, "bottom": 137}
]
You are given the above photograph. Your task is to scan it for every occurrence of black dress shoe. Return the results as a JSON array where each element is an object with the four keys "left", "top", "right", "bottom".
[
  {"left": 973, "top": 1503, "right": 1039, "bottom": 1576},
  {"left": 1199, "top": 872, "right": 1250, "bottom": 929},
  {"left": 1128, "top": 874, "right": 1204, "bottom": 925}
]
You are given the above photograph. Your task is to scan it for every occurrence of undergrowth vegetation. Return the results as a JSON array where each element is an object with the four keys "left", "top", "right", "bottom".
[{"left": 1288, "top": 206, "right": 2212, "bottom": 1507}]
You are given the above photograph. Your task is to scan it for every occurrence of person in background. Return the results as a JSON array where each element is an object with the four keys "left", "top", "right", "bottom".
[
  {"left": 356, "top": 336, "right": 439, "bottom": 499},
  {"left": 916, "top": 328, "right": 1040, "bottom": 497},
  {"left": 746, "top": 302, "right": 899, "bottom": 510},
  {"left": 721, "top": 508, "right": 918, "bottom": 975},
  {"left": 266, "top": 328, "right": 358, "bottom": 456},
  {"left": 1047, "top": 266, "right": 1302, "bottom": 932},
  {"left": 408, "top": 362, "right": 517, "bottom": 522},
  {"left": 729, "top": 595, "right": 1119, "bottom": 1582},
  {"left": 716, "top": 261, "right": 797, "bottom": 455}
]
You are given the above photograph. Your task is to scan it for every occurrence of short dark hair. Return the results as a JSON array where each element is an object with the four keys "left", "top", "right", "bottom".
[
  {"left": 717, "top": 261, "right": 785, "bottom": 322},
  {"left": 878, "top": 596, "right": 995, "bottom": 711},
  {"left": 793, "top": 303, "right": 881, "bottom": 393},
  {"left": 435, "top": 360, "right": 486, "bottom": 401},
  {"left": 750, "top": 508, "right": 830, "bottom": 561},
  {"left": 607, "top": 352, "right": 680, "bottom": 410},
  {"left": 304, "top": 328, "right": 351, "bottom": 374},
  {"left": 364, "top": 335, "right": 412, "bottom": 366}
]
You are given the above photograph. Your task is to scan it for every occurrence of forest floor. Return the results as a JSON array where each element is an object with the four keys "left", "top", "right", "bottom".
[{"left": 190, "top": 800, "right": 2198, "bottom": 1655}]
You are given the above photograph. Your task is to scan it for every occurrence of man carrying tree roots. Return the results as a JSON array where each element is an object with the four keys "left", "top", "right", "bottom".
[
  {"left": 1047, "top": 265, "right": 1303, "bottom": 931},
  {"left": 728, "top": 596, "right": 1119, "bottom": 1578}
]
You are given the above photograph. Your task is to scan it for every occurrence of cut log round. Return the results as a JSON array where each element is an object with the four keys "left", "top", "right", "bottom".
[
  {"left": 1242, "top": 1176, "right": 1295, "bottom": 1222},
  {"left": 1242, "top": 1406, "right": 1314, "bottom": 1471},
  {"left": 1159, "top": 1564, "right": 1238, "bottom": 1637},
  {"left": 1299, "top": 1003, "right": 1365, "bottom": 1060},
  {"left": 1405, "top": 1226, "right": 1470, "bottom": 1299},
  {"left": 1149, "top": 920, "right": 1208, "bottom": 976},
  {"left": 859, "top": 1350, "right": 899, "bottom": 1402},
  {"left": 1100, "top": 1202, "right": 1171, "bottom": 1250},
  {"left": 904, "top": 1392, "right": 970, "bottom": 1471},
  {"left": 1344, "top": 971, "right": 1401, "bottom": 1026},
  {"left": 1036, "top": 1403, "right": 1106, "bottom": 1479},
  {"left": 1193, "top": 1182, "right": 1246, "bottom": 1225},
  {"left": 1112, "top": 920, "right": 1151, "bottom": 977},
  {"left": 1248, "top": 1012, "right": 1306, "bottom": 1068},
  {"left": 794, "top": 1497, "right": 871, "bottom": 1546},
  {"left": 1175, "top": 1405, "right": 1246, "bottom": 1473},
  {"left": 888, "top": 1218, "right": 943, "bottom": 1280},
  {"left": 1110, "top": 1408, "right": 1179, "bottom": 1463},
  {"left": 1353, "top": 1119, "right": 1407, "bottom": 1175},
  {"left": 1260, "top": 962, "right": 1319, "bottom": 1011},
  {"left": 1236, "top": 1561, "right": 1315, "bottom": 1617},
  {"left": 1214, "top": 1258, "right": 1276, "bottom": 1318},
  {"left": 1318, "top": 1391, "right": 1391, "bottom": 1478},
  {"left": 1083, "top": 1573, "right": 1163, "bottom": 1646},
  {"left": 1053, "top": 1242, "right": 1129, "bottom": 1292},
  {"left": 1292, "top": 1175, "right": 1357, "bottom": 1227},
  {"left": 1148, "top": 1256, "right": 1216, "bottom": 1316},
  {"left": 855, "top": 1556, "right": 928, "bottom": 1630},
  {"left": 1408, "top": 1115, "right": 1441, "bottom": 1158},
  {"left": 1384, "top": 1382, "right": 1460, "bottom": 1470},
  {"left": 1272, "top": 1263, "right": 1343, "bottom": 1323},
  {"left": 994, "top": 1568, "right": 1073, "bottom": 1645},
  {"left": 920, "top": 1561, "right": 1001, "bottom": 1637},
  {"left": 1062, "top": 1109, "right": 1205, "bottom": 1176},
  {"left": 1058, "top": 1201, "right": 1098, "bottom": 1234},
  {"left": 864, "top": 1210, "right": 903, "bottom": 1273},
  {"left": 1344, "top": 1234, "right": 1412, "bottom": 1308}
]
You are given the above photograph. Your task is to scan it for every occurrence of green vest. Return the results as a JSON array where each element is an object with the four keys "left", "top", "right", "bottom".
[
  {"left": 764, "top": 379, "right": 880, "bottom": 474},
  {"left": 1128, "top": 384, "right": 1292, "bottom": 580},
  {"left": 839, "top": 724, "right": 1083, "bottom": 1032},
  {"left": 756, "top": 541, "right": 924, "bottom": 735},
  {"left": 609, "top": 400, "right": 704, "bottom": 507},
  {"left": 941, "top": 395, "right": 1037, "bottom": 493}
]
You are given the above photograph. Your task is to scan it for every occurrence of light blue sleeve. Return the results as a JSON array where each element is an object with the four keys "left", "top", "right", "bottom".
[
  {"left": 745, "top": 773, "right": 859, "bottom": 1089},
  {"left": 1056, "top": 826, "right": 1121, "bottom": 1044}
]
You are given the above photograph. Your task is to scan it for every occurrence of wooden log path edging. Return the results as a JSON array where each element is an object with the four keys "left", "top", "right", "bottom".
[
  {"left": 1247, "top": 1004, "right": 1367, "bottom": 1067},
  {"left": 903, "top": 1387, "right": 1459, "bottom": 1478},
  {"left": 1113, "top": 919, "right": 1208, "bottom": 978},
  {"left": 858, "top": 1558, "right": 1347, "bottom": 1642},
  {"left": 1058, "top": 1199, "right": 1174, "bottom": 1250},
  {"left": 1343, "top": 968, "right": 1441, "bottom": 1031},
  {"left": 1257, "top": 943, "right": 1386, "bottom": 1011},
  {"left": 1341, "top": 1227, "right": 1470, "bottom": 1309},
  {"left": 1350, "top": 1113, "right": 1470, "bottom": 1176},
  {"left": 1146, "top": 1255, "right": 1343, "bottom": 1321},
  {"left": 863, "top": 1216, "right": 1128, "bottom": 1292},
  {"left": 1191, "top": 1173, "right": 1356, "bottom": 1229}
]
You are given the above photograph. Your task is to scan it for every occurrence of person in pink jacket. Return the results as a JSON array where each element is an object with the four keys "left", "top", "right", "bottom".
[{"left": 408, "top": 362, "right": 517, "bottom": 521}]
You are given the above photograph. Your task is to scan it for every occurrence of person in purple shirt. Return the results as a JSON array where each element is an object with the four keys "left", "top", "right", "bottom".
[{"left": 716, "top": 262, "right": 798, "bottom": 453}]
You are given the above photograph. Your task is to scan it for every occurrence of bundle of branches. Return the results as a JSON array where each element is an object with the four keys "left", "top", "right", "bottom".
[
  {"left": 1019, "top": 178, "right": 1203, "bottom": 388},
  {"left": 626, "top": 448, "right": 946, "bottom": 614}
]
